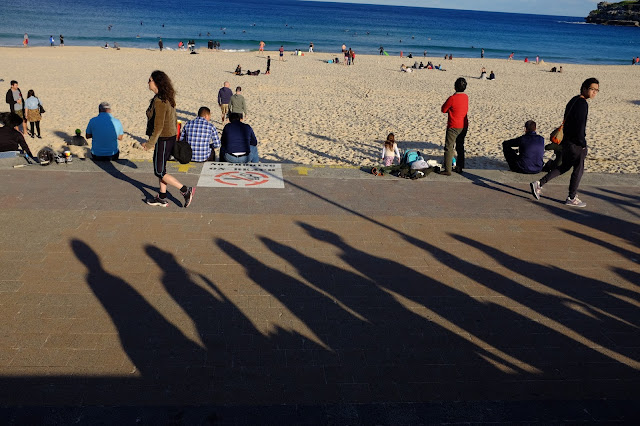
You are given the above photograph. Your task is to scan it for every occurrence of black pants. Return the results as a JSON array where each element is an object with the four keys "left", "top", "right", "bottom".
[
  {"left": 502, "top": 141, "right": 523, "bottom": 172},
  {"left": 29, "top": 121, "right": 40, "bottom": 137},
  {"left": 539, "top": 143, "right": 587, "bottom": 199},
  {"left": 92, "top": 151, "right": 120, "bottom": 161}
]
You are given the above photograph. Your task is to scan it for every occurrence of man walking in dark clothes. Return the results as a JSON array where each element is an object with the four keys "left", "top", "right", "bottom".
[{"left": 530, "top": 77, "right": 599, "bottom": 207}]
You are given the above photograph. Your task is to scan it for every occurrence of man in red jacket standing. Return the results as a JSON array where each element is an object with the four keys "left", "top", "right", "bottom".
[{"left": 440, "top": 77, "right": 468, "bottom": 175}]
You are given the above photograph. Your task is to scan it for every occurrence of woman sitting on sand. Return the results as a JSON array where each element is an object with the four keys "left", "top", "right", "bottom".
[
  {"left": 400, "top": 64, "right": 412, "bottom": 73},
  {"left": 480, "top": 67, "right": 487, "bottom": 79},
  {"left": 381, "top": 133, "right": 401, "bottom": 166},
  {"left": 235, "top": 65, "right": 242, "bottom": 76}
]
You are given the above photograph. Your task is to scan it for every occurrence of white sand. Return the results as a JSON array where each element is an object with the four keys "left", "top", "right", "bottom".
[{"left": 2, "top": 46, "right": 639, "bottom": 173}]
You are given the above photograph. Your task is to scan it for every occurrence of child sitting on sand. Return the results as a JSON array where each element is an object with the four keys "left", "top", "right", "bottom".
[{"left": 381, "top": 133, "right": 401, "bottom": 166}]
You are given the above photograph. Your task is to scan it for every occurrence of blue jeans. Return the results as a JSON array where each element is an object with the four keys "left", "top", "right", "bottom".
[
  {"left": 249, "top": 145, "right": 259, "bottom": 163},
  {"left": 224, "top": 152, "right": 248, "bottom": 163}
]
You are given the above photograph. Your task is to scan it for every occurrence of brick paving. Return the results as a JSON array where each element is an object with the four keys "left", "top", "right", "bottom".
[{"left": 0, "top": 161, "right": 639, "bottom": 424}]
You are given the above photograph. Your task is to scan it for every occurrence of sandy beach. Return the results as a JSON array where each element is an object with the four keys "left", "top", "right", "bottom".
[{"left": 2, "top": 46, "right": 639, "bottom": 173}]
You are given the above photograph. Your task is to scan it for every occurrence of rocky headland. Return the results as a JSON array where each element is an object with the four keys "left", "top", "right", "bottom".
[{"left": 586, "top": 1, "right": 640, "bottom": 26}]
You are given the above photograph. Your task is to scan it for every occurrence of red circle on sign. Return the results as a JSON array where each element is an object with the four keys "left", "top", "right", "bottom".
[{"left": 213, "top": 171, "right": 270, "bottom": 186}]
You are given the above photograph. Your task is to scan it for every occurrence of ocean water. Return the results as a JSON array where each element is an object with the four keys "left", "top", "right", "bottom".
[{"left": 1, "top": 0, "right": 639, "bottom": 64}]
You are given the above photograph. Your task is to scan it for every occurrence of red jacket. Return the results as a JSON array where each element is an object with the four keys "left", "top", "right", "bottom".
[{"left": 441, "top": 92, "right": 469, "bottom": 129}]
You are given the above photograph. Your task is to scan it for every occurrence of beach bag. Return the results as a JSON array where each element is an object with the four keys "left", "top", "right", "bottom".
[
  {"left": 38, "top": 101, "right": 45, "bottom": 114},
  {"left": 401, "top": 149, "right": 421, "bottom": 166},
  {"left": 550, "top": 97, "right": 579, "bottom": 145},
  {"left": 549, "top": 124, "right": 563, "bottom": 145},
  {"left": 172, "top": 139, "right": 192, "bottom": 164}
]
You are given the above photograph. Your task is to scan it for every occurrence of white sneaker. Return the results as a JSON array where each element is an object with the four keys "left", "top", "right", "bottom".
[
  {"left": 529, "top": 181, "right": 541, "bottom": 200},
  {"left": 565, "top": 196, "right": 586, "bottom": 208}
]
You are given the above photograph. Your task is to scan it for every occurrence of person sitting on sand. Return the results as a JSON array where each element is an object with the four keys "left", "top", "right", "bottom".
[
  {"left": 558, "top": 66, "right": 563, "bottom": 73},
  {"left": 381, "top": 133, "right": 401, "bottom": 166},
  {"left": 179, "top": 106, "right": 220, "bottom": 162},
  {"left": 234, "top": 65, "right": 242, "bottom": 75},
  {"left": 419, "top": 62, "right": 424, "bottom": 69},
  {"left": 480, "top": 67, "right": 487, "bottom": 79},
  {"left": 0, "top": 113, "right": 35, "bottom": 158},
  {"left": 70, "top": 128, "right": 88, "bottom": 146},
  {"left": 400, "top": 64, "right": 412, "bottom": 73},
  {"left": 488, "top": 70, "right": 495, "bottom": 80},
  {"left": 502, "top": 120, "right": 544, "bottom": 174},
  {"left": 86, "top": 102, "right": 123, "bottom": 161},
  {"left": 220, "top": 112, "right": 258, "bottom": 163}
]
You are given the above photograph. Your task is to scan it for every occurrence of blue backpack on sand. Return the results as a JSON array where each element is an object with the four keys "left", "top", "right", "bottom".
[{"left": 401, "top": 149, "right": 421, "bottom": 166}]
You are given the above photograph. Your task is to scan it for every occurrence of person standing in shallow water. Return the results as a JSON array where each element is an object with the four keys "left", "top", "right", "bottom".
[
  {"left": 142, "top": 70, "right": 195, "bottom": 208},
  {"left": 530, "top": 78, "right": 599, "bottom": 208}
]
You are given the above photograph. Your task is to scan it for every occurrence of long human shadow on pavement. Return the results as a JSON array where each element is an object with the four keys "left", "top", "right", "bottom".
[
  {"left": 92, "top": 159, "right": 180, "bottom": 205},
  {"left": 255, "top": 233, "right": 542, "bottom": 378},
  {"left": 561, "top": 228, "right": 640, "bottom": 266},
  {"left": 596, "top": 187, "right": 640, "bottom": 202},
  {"left": 218, "top": 236, "right": 541, "bottom": 402},
  {"left": 294, "top": 223, "right": 640, "bottom": 376},
  {"left": 454, "top": 174, "right": 640, "bottom": 245},
  {"left": 71, "top": 240, "right": 205, "bottom": 389},
  {"left": 447, "top": 233, "right": 640, "bottom": 361},
  {"left": 580, "top": 189, "right": 640, "bottom": 219},
  {"left": 462, "top": 171, "right": 537, "bottom": 200},
  {"left": 71, "top": 239, "right": 333, "bottom": 405}
]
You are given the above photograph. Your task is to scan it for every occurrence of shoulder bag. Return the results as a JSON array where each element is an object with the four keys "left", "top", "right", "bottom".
[
  {"left": 172, "top": 136, "right": 192, "bottom": 164},
  {"left": 550, "top": 97, "right": 578, "bottom": 144}
]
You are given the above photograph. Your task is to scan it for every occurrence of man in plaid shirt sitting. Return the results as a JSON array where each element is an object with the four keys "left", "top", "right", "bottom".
[{"left": 179, "top": 106, "right": 221, "bottom": 162}]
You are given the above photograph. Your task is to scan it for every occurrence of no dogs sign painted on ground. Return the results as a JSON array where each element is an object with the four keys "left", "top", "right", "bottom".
[{"left": 197, "top": 163, "right": 285, "bottom": 188}]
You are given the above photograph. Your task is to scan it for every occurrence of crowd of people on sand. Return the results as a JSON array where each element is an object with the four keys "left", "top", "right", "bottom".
[
  {"left": 1, "top": 38, "right": 602, "bottom": 209},
  {"left": 374, "top": 76, "right": 600, "bottom": 208},
  {"left": 1, "top": 70, "right": 266, "bottom": 209},
  {"left": 401, "top": 60, "right": 445, "bottom": 72}
]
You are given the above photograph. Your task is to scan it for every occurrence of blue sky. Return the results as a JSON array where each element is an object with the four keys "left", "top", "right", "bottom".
[{"left": 304, "top": 0, "right": 599, "bottom": 17}]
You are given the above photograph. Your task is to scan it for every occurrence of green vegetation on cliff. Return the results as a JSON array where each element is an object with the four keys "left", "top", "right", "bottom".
[{"left": 586, "top": 1, "right": 640, "bottom": 26}]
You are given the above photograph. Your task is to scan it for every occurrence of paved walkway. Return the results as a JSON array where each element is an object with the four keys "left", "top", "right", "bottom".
[{"left": 1, "top": 158, "right": 639, "bottom": 424}]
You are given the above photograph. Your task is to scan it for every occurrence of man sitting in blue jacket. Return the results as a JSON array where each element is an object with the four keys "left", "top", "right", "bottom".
[
  {"left": 220, "top": 112, "right": 259, "bottom": 163},
  {"left": 502, "top": 120, "right": 544, "bottom": 174}
]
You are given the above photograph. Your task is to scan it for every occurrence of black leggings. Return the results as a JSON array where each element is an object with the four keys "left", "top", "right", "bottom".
[
  {"left": 29, "top": 121, "right": 40, "bottom": 136},
  {"left": 539, "top": 143, "right": 587, "bottom": 199}
]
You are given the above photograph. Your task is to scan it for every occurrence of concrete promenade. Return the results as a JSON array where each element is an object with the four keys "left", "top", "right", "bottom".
[{"left": 0, "top": 158, "right": 639, "bottom": 424}]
